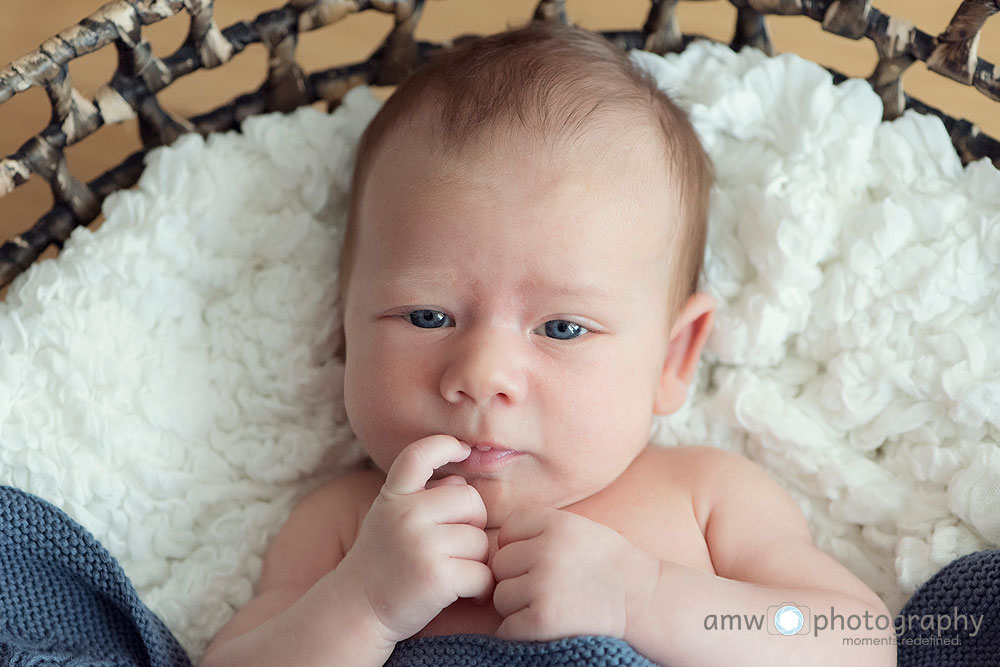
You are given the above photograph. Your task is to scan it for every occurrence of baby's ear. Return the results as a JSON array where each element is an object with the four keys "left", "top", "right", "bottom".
[{"left": 653, "top": 292, "right": 715, "bottom": 416}]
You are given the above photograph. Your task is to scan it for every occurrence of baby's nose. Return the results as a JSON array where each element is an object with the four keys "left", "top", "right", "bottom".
[{"left": 439, "top": 327, "right": 526, "bottom": 405}]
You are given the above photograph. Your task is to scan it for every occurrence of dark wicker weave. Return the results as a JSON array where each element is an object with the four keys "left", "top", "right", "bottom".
[{"left": 1, "top": 0, "right": 998, "bottom": 291}]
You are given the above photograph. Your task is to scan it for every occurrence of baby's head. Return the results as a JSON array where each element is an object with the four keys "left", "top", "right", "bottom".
[{"left": 338, "top": 21, "right": 715, "bottom": 524}]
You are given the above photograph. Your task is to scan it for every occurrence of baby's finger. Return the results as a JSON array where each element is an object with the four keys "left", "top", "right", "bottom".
[
  {"left": 492, "top": 573, "right": 533, "bottom": 620},
  {"left": 448, "top": 558, "right": 495, "bottom": 606},
  {"left": 426, "top": 474, "right": 467, "bottom": 490},
  {"left": 383, "top": 435, "right": 472, "bottom": 496},
  {"left": 437, "top": 523, "right": 490, "bottom": 563},
  {"left": 497, "top": 506, "right": 557, "bottom": 550},
  {"left": 419, "top": 482, "right": 489, "bottom": 530},
  {"left": 496, "top": 607, "right": 547, "bottom": 642},
  {"left": 490, "top": 537, "right": 534, "bottom": 582}
]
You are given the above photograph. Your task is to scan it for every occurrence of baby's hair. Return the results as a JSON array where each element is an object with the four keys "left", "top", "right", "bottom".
[{"left": 336, "top": 20, "right": 712, "bottom": 357}]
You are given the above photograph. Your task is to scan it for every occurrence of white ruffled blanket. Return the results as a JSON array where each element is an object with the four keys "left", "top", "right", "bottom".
[{"left": 1, "top": 39, "right": 998, "bottom": 658}]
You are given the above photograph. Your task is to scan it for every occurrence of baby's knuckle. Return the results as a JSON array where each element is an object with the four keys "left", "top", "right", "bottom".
[
  {"left": 531, "top": 592, "right": 552, "bottom": 618},
  {"left": 523, "top": 605, "right": 549, "bottom": 631},
  {"left": 475, "top": 529, "right": 490, "bottom": 559},
  {"left": 492, "top": 577, "right": 515, "bottom": 608},
  {"left": 463, "top": 483, "right": 485, "bottom": 510},
  {"left": 548, "top": 514, "right": 574, "bottom": 538},
  {"left": 411, "top": 523, "right": 439, "bottom": 554},
  {"left": 421, "top": 553, "right": 451, "bottom": 592},
  {"left": 396, "top": 504, "right": 424, "bottom": 536},
  {"left": 412, "top": 544, "right": 435, "bottom": 577},
  {"left": 374, "top": 488, "right": 404, "bottom": 519}
]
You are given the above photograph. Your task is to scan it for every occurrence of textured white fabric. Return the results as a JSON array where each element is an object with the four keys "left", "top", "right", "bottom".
[
  {"left": 0, "top": 40, "right": 998, "bottom": 657},
  {"left": 0, "top": 95, "right": 377, "bottom": 656},
  {"left": 635, "top": 42, "right": 1000, "bottom": 612}
]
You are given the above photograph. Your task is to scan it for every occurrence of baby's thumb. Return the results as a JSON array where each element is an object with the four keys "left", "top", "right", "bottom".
[{"left": 425, "top": 474, "right": 468, "bottom": 490}]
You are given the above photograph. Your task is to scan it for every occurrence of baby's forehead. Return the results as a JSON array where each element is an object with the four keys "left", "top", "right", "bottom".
[
  {"left": 371, "top": 143, "right": 668, "bottom": 248},
  {"left": 377, "top": 104, "right": 671, "bottom": 194},
  {"left": 359, "top": 94, "right": 682, "bottom": 244},
  {"left": 365, "top": 127, "right": 677, "bottom": 266}
]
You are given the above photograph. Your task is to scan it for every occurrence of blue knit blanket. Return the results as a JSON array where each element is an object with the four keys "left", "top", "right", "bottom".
[
  {"left": 896, "top": 547, "right": 1000, "bottom": 667},
  {"left": 385, "top": 634, "right": 661, "bottom": 666},
  {"left": 0, "top": 485, "right": 191, "bottom": 667}
]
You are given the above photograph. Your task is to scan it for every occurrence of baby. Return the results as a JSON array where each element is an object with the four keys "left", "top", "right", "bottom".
[{"left": 199, "top": 21, "right": 895, "bottom": 667}]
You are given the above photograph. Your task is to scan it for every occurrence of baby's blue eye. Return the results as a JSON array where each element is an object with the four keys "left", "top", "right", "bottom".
[
  {"left": 408, "top": 310, "right": 452, "bottom": 328},
  {"left": 405, "top": 310, "right": 587, "bottom": 341},
  {"left": 542, "top": 320, "right": 586, "bottom": 340}
]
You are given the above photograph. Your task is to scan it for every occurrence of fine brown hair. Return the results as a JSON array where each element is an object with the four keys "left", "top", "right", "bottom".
[{"left": 335, "top": 20, "right": 713, "bottom": 359}]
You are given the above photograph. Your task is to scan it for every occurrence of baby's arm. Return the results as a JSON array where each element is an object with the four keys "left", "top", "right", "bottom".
[
  {"left": 196, "top": 470, "right": 395, "bottom": 667},
  {"left": 626, "top": 448, "right": 895, "bottom": 667},
  {"left": 198, "top": 435, "right": 493, "bottom": 667}
]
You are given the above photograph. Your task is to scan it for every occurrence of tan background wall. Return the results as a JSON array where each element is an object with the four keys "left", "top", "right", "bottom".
[{"left": 1, "top": 0, "right": 998, "bottom": 274}]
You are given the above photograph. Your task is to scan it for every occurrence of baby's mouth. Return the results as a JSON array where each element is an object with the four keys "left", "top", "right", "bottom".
[
  {"left": 451, "top": 440, "right": 523, "bottom": 475},
  {"left": 459, "top": 439, "right": 510, "bottom": 451},
  {"left": 464, "top": 442, "right": 504, "bottom": 453}
]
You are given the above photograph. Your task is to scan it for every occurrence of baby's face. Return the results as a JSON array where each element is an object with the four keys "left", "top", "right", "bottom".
[{"left": 343, "top": 123, "right": 679, "bottom": 527}]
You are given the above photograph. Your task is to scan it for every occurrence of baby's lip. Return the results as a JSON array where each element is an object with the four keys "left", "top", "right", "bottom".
[{"left": 459, "top": 440, "right": 515, "bottom": 453}]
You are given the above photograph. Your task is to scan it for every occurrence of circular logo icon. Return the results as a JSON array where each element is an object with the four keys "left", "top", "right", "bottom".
[{"left": 774, "top": 605, "right": 804, "bottom": 635}]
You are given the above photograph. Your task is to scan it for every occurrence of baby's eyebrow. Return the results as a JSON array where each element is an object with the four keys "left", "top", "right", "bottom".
[
  {"left": 530, "top": 281, "right": 618, "bottom": 302},
  {"left": 381, "top": 274, "right": 619, "bottom": 302}
]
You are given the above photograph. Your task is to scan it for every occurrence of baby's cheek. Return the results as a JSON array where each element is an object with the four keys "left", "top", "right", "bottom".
[
  {"left": 350, "top": 361, "right": 446, "bottom": 470},
  {"left": 578, "top": 389, "right": 653, "bottom": 480},
  {"left": 343, "top": 359, "right": 393, "bottom": 456}
]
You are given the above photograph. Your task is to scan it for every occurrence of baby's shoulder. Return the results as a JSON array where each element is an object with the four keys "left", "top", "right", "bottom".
[
  {"left": 614, "top": 444, "right": 723, "bottom": 502},
  {"left": 597, "top": 445, "right": 725, "bottom": 573},
  {"left": 329, "top": 464, "right": 386, "bottom": 500},
  {"left": 263, "top": 466, "right": 384, "bottom": 578},
  {"left": 295, "top": 465, "right": 383, "bottom": 518},
  {"left": 305, "top": 465, "right": 384, "bottom": 544},
  {"left": 638, "top": 445, "right": 770, "bottom": 525},
  {"left": 678, "top": 445, "right": 781, "bottom": 498}
]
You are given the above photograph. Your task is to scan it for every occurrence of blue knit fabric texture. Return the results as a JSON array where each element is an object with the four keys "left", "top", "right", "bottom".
[
  {"left": 385, "top": 634, "right": 662, "bottom": 666},
  {"left": 897, "top": 548, "right": 999, "bottom": 667},
  {"left": 0, "top": 485, "right": 192, "bottom": 667}
]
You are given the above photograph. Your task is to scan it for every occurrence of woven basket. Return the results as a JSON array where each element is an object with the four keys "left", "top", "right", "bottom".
[{"left": 1, "top": 0, "right": 998, "bottom": 293}]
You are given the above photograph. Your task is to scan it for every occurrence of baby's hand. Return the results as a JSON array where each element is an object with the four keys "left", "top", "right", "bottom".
[
  {"left": 334, "top": 435, "right": 494, "bottom": 644},
  {"left": 491, "top": 506, "right": 658, "bottom": 642}
]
